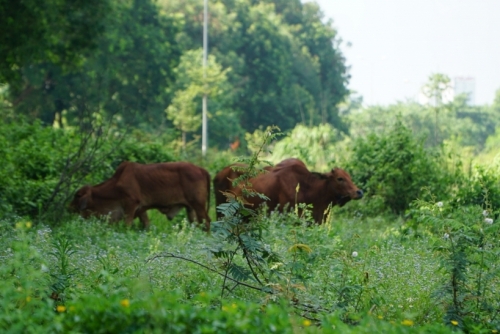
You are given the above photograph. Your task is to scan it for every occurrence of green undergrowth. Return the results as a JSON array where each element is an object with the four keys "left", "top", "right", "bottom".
[{"left": 2, "top": 207, "right": 489, "bottom": 333}]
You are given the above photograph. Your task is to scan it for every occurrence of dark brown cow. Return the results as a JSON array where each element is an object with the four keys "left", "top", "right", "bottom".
[
  {"left": 69, "top": 161, "right": 211, "bottom": 230},
  {"left": 215, "top": 158, "right": 362, "bottom": 224},
  {"left": 213, "top": 163, "right": 249, "bottom": 216},
  {"left": 213, "top": 158, "right": 307, "bottom": 218}
]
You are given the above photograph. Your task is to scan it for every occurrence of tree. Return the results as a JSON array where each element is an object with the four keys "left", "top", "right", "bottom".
[
  {"left": 298, "top": 2, "right": 350, "bottom": 130},
  {"left": 159, "top": 0, "right": 350, "bottom": 133},
  {"left": 0, "top": 0, "right": 110, "bottom": 83},
  {"left": 166, "top": 49, "right": 239, "bottom": 149},
  {"left": 9, "top": 0, "right": 182, "bottom": 128},
  {"left": 422, "top": 73, "right": 452, "bottom": 145}
]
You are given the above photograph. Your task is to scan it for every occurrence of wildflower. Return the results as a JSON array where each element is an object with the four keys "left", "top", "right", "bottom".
[
  {"left": 352, "top": 251, "right": 358, "bottom": 257},
  {"left": 120, "top": 299, "right": 130, "bottom": 308},
  {"left": 303, "top": 319, "right": 311, "bottom": 327},
  {"left": 57, "top": 305, "right": 66, "bottom": 313},
  {"left": 231, "top": 303, "right": 237, "bottom": 309},
  {"left": 25, "top": 222, "right": 32, "bottom": 228},
  {"left": 26, "top": 296, "right": 31, "bottom": 302},
  {"left": 492, "top": 330, "right": 498, "bottom": 333},
  {"left": 485, "top": 218, "right": 493, "bottom": 225},
  {"left": 451, "top": 320, "right": 458, "bottom": 326},
  {"left": 377, "top": 315, "right": 383, "bottom": 320},
  {"left": 483, "top": 210, "right": 489, "bottom": 217},
  {"left": 401, "top": 319, "right": 414, "bottom": 326},
  {"left": 436, "top": 201, "right": 443, "bottom": 208},
  {"left": 444, "top": 233, "right": 449, "bottom": 239}
]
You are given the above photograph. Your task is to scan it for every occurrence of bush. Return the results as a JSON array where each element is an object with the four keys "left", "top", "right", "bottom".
[
  {"left": 453, "top": 164, "right": 500, "bottom": 212},
  {"left": 0, "top": 119, "right": 177, "bottom": 219},
  {"left": 345, "top": 118, "right": 453, "bottom": 215}
]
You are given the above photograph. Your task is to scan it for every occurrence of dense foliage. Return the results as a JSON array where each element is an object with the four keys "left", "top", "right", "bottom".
[
  {"left": 1, "top": 0, "right": 349, "bottom": 149},
  {"left": 345, "top": 118, "right": 454, "bottom": 215},
  {"left": 0, "top": 0, "right": 111, "bottom": 83},
  {"left": 2, "top": 1, "right": 500, "bottom": 332},
  {"left": 1, "top": 199, "right": 497, "bottom": 332},
  {"left": 0, "top": 117, "right": 176, "bottom": 218}
]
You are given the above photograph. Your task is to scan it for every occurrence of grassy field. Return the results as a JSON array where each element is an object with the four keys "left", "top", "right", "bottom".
[{"left": 3, "top": 197, "right": 497, "bottom": 333}]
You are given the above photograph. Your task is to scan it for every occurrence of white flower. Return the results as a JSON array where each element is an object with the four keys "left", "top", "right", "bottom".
[
  {"left": 436, "top": 202, "right": 443, "bottom": 208},
  {"left": 352, "top": 251, "right": 358, "bottom": 257},
  {"left": 444, "top": 233, "right": 449, "bottom": 239},
  {"left": 485, "top": 218, "right": 493, "bottom": 225},
  {"left": 482, "top": 210, "right": 489, "bottom": 217}
]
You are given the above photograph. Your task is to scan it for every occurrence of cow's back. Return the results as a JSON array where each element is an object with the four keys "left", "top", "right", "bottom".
[
  {"left": 119, "top": 162, "right": 208, "bottom": 207},
  {"left": 247, "top": 161, "right": 310, "bottom": 211}
]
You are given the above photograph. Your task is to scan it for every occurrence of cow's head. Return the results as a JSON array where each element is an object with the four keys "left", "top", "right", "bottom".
[
  {"left": 327, "top": 168, "right": 363, "bottom": 206},
  {"left": 69, "top": 185, "right": 93, "bottom": 216}
]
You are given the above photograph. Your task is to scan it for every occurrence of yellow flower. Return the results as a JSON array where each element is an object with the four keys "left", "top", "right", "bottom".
[
  {"left": 303, "top": 320, "right": 311, "bottom": 327},
  {"left": 401, "top": 319, "right": 414, "bottom": 326},
  {"left": 25, "top": 222, "right": 32, "bottom": 228},
  {"left": 120, "top": 299, "right": 130, "bottom": 308},
  {"left": 377, "top": 315, "right": 383, "bottom": 320},
  {"left": 231, "top": 303, "right": 237, "bottom": 309},
  {"left": 451, "top": 320, "right": 459, "bottom": 326},
  {"left": 26, "top": 296, "right": 31, "bottom": 302},
  {"left": 492, "top": 330, "right": 498, "bottom": 333},
  {"left": 57, "top": 305, "right": 66, "bottom": 313}
]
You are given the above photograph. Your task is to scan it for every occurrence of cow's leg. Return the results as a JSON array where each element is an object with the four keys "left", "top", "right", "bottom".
[
  {"left": 137, "top": 210, "right": 150, "bottom": 229},
  {"left": 190, "top": 203, "right": 211, "bottom": 232},
  {"left": 123, "top": 199, "right": 140, "bottom": 227},
  {"left": 312, "top": 209, "right": 324, "bottom": 225},
  {"left": 186, "top": 207, "right": 196, "bottom": 223}
]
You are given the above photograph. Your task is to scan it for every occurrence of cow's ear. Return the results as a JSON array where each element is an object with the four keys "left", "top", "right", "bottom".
[{"left": 331, "top": 167, "right": 341, "bottom": 175}]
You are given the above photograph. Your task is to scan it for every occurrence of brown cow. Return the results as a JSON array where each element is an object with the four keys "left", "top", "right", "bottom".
[
  {"left": 215, "top": 158, "right": 362, "bottom": 224},
  {"left": 213, "top": 158, "right": 307, "bottom": 218},
  {"left": 69, "top": 161, "right": 211, "bottom": 230}
]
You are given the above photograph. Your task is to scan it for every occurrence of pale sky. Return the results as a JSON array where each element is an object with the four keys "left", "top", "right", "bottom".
[{"left": 308, "top": 0, "right": 500, "bottom": 106}]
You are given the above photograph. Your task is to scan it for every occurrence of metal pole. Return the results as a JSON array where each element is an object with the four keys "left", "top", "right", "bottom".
[{"left": 202, "top": 0, "right": 208, "bottom": 157}]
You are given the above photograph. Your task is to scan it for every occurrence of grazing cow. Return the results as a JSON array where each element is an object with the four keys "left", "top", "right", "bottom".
[
  {"left": 69, "top": 161, "right": 211, "bottom": 230},
  {"left": 215, "top": 158, "right": 362, "bottom": 224},
  {"left": 213, "top": 163, "right": 249, "bottom": 216},
  {"left": 213, "top": 158, "right": 307, "bottom": 218}
]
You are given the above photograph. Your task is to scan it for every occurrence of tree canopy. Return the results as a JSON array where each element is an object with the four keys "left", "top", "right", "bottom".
[{"left": 1, "top": 0, "right": 350, "bottom": 149}]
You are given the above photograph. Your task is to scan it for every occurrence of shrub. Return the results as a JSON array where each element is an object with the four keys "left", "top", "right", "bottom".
[
  {"left": 345, "top": 118, "right": 453, "bottom": 215},
  {"left": 0, "top": 119, "right": 177, "bottom": 220},
  {"left": 408, "top": 200, "right": 500, "bottom": 332},
  {"left": 453, "top": 164, "right": 500, "bottom": 212}
]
